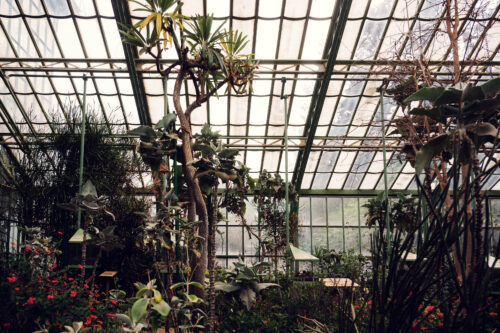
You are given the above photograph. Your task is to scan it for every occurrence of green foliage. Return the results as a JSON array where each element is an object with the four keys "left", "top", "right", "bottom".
[
  {"left": 215, "top": 259, "right": 279, "bottom": 310},
  {"left": 363, "top": 193, "right": 418, "bottom": 233},
  {"left": 315, "top": 248, "right": 370, "bottom": 283},
  {"left": 395, "top": 77, "right": 500, "bottom": 174}
]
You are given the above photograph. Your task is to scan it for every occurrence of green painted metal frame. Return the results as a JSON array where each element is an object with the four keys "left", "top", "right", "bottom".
[
  {"left": 291, "top": 0, "right": 353, "bottom": 190},
  {"left": 111, "top": 0, "right": 152, "bottom": 126}
]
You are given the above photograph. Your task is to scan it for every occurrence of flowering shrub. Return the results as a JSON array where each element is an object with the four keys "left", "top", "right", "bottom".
[{"left": 0, "top": 229, "right": 119, "bottom": 332}]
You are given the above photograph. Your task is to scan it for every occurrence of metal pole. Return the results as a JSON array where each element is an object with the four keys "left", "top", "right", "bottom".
[
  {"left": 379, "top": 82, "right": 391, "bottom": 246},
  {"left": 77, "top": 75, "right": 88, "bottom": 228},
  {"left": 281, "top": 78, "right": 290, "bottom": 275}
]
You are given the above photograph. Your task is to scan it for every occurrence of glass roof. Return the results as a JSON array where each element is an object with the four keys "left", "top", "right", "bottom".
[{"left": 0, "top": 0, "right": 499, "bottom": 192}]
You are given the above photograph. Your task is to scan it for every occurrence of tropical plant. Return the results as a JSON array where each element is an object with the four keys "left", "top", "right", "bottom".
[
  {"left": 120, "top": 3, "right": 257, "bottom": 317},
  {"left": 215, "top": 259, "right": 279, "bottom": 310}
]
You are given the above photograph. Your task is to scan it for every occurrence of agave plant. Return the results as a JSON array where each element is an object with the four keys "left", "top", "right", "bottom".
[{"left": 215, "top": 259, "right": 279, "bottom": 310}]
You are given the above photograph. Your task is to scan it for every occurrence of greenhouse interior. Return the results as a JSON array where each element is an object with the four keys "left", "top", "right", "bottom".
[{"left": 1, "top": 0, "right": 500, "bottom": 332}]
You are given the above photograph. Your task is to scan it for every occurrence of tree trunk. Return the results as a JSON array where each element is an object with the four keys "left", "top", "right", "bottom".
[
  {"left": 172, "top": 70, "right": 209, "bottom": 298},
  {"left": 89, "top": 247, "right": 102, "bottom": 294},
  {"left": 208, "top": 183, "right": 218, "bottom": 333}
]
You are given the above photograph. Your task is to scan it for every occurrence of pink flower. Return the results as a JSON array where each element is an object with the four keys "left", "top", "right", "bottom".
[
  {"left": 25, "top": 247, "right": 32, "bottom": 252},
  {"left": 437, "top": 312, "right": 444, "bottom": 317},
  {"left": 24, "top": 297, "right": 35, "bottom": 306},
  {"left": 110, "top": 300, "right": 117, "bottom": 305},
  {"left": 78, "top": 264, "right": 83, "bottom": 269},
  {"left": 425, "top": 305, "right": 435, "bottom": 312},
  {"left": 7, "top": 276, "right": 17, "bottom": 283},
  {"left": 107, "top": 313, "right": 115, "bottom": 317},
  {"left": 47, "top": 295, "right": 54, "bottom": 299},
  {"left": 367, "top": 301, "right": 372, "bottom": 305},
  {"left": 70, "top": 291, "right": 77, "bottom": 298},
  {"left": 3, "top": 323, "right": 11, "bottom": 327},
  {"left": 57, "top": 231, "right": 63, "bottom": 235},
  {"left": 490, "top": 312, "right": 498, "bottom": 317}
]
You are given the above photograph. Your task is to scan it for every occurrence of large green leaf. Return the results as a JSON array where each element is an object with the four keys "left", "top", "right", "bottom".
[
  {"left": 81, "top": 180, "right": 97, "bottom": 197},
  {"left": 129, "top": 125, "right": 157, "bottom": 138},
  {"left": 414, "top": 134, "right": 450, "bottom": 175},
  {"left": 403, "top": 87, "right": 445, "bottom": 104},
  {"left": 214, "top": 282, "right": 240, "bottom": 293},
  {"left": 131, "top": 298, "right": 149, "bottom": 323},
  {"left": 434, "top": 88, "right": 462, "bottom": 105},
  {"left": 115, "top": 313, "right": 133, "bottom": 326},
  {"left": 480, "top": 77, "right": 500, "bottom": 96},
  {"left": 152, "top": 300, "right": 171, "bottom": 317},
  {"left": 462, "top": 83, "right": 485, "bottom": 102},
  {"left": 254, "top": 282, "right": 280, "bottom": 292},
  {"left": 219, "top": 149, "right": 239, "bottom": 159},
  {"left": 239, "top": 287, "right": 256, "bottom": 310},
  {"left": 155, "top": 113, "right": 177, "bottom": 130},
  {"left": 469, "top": 122, "right": 499, "bottom": 138}
]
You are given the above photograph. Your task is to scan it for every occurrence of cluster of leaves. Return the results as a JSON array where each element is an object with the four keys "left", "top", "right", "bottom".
[
  {"left": 390, "top": 76, "right": 500, "bottom": 174},
  {"left": 214, "top": 259, "right": 279, "bottom": 310},
  {"left": 253, "top": 171, "right": 298, "bottom": 258},
  {"left": 364, "top": 193, "right": 418, "bottom": 232},
  {"left": 314, "top": 248, "right": 370, "bottom": 284}
]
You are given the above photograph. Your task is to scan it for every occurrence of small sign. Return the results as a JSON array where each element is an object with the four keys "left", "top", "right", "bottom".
[{"left": 99, "top": 271, "right": 118, "bottom": 278}]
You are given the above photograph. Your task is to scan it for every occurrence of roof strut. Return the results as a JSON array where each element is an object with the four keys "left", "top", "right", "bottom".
[
  {"left": 110, "top": 0, "right": 151, "bottom": 126},
  {"left": 291, "top": 0, "right": 353, "bottom": 190}
]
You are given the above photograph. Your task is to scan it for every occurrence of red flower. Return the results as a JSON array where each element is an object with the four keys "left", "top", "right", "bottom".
[
  {"left": 409, "top": 291, "right": 413, "bottom": 296},
  {"left": 412, "top": 321, "right": 419, "bottom": 328},
  {"left": 57, "top": 231, "right": 63, "bottom": 235},
  {"left": 70, "top": 291, "right": 77, "bottom": 298},
  {"left": 490, "top": 312, "right": 498, "bottom": 317},
  {"left": 437, "top": 312, "right": 444, "bottom": 317},
  {"left": 23, "top": 297, "right": 35, "bottom": 306},
  {"left": 367, "top": 301, "right": 372, "bottom": 305},
  {"left": 3, "top": 323, "right": 11, "bottom": 327},
  {"left": 47, "top": 295, "right": 54, "bottom": 299},
  {"left": 34, "top": 250, "right": 40, "bottom": 254},
  {"left": 354, "top": 305, "right": 360, "bottom": 309},
  {"left": 7, "top": 276, "right": 17, "bottom": 283},
  {"left": 425, "top": 305, "right": 435, "bottom": 312},
  {"left": 110, "top": 300, "right": 117, "bottom": 305},
  {"left": 78, "top": 264, "right": 83, "bottom": 269},
  {"left": 421, "top": 327, "right": 427, "bottom": 331},
  {"left": 438, "top": 323, "right": 444, "bottom": 327},
  {"left": 25, "top": 247, "right": 32, "bottom": 252},
  {"left": 107, "top": 314, "right": 115, "bottom": 317},
  {"left": 84, "top": 284, "right": 89, "bottom": 289}
]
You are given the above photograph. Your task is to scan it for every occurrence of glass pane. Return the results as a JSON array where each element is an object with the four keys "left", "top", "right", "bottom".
[
  {"left": 312, "top": 227, "right": 328, "bottom": 251},
  {"left": 298, "top": 227, "right": 311, "bottom": 252},
  {"left": 311, "top": 197, "right": 326, "bottom": 225},
  {"left": 216, "top": 226, "right": 226, "bottom": 255},
  {"left": 327, "top": 198, "right": 342, "bottom": 226},
  {"left": 227, "top": 227, "right": 243, "bottom": 255},
  {"left": 345, "top": 229, "right": 360, "bottom": 252},
  {"left": 243, "top": 229, "right": 259, "bottom": 257},
  {"left": 343, "top": 197, "right": 359, "bottom": 226},
  {"left": 328, "top": 228, "right": 343, "bottom": 251},
  {"left": 360, "top": 228, "right": 373, "bottom": 256},
  {"left": 299, "top": 197, "right": 310, "bottom": 226}
]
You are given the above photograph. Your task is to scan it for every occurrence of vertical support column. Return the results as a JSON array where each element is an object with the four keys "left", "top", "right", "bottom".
[
  {"left": 77, "top": 75, "right": 88, "bottom": 228},
  {"left": 379, "top": 82, "right": 391, "bottom": 248},
  {"left": 281, "top": 78, "right": 290, "bottom": 275}
]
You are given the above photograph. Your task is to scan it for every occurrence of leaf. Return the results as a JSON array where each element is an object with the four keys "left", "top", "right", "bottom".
[
  {"left": 469, "top": 122, "right": 499, "bottom": 138},
  {"left": 129, "top": 125, "right": 157, "bottom": 138},
  {"left": 239, "top": 288, "right": 256, "bottom": 310},
  {"left": 219, "top": 149, "right": 239, "bottom": 159},
  {"left": 155, "top": 113, "right": 177, "bottom": 130},
  {"left": 188, "top": 281, "right": 204, "bottom": 289},
  {"left": 214, "top": 282, "right": 240, "bottom": 293},
  {"left": 462, "top": 83, "right": 485, "bottom": 102},
  {"left": 139, "top": 13, "right": 156, "bottom": 30},
  {"left": 434, "top": 88, "right": 462, "bottom": 105},
  {"left": 186, "top": 294, "right": 200, "bottom": 303},
  {"left": 403, "top": 87, "right": 445, "bottom": 104},
  {"left": 81, "top": 180, "right": 97, "bottom": 197},
  {"left": 152, "top": 300, "right": 171, "bottom": 316},
  {"left": 115, "top": 313, "right": 133, "bottom": 326},
  {"left": 409, "top": 107, "right": 444, "bottom": 122},
  {"left": 153, "top": 289, "right": 162, "bottom": 303},
  {"left": 131, "top": 298, "right": 149, "bottom": 323},
  {"left": 170, "top": 282, "right": 185, "bottom": 290},
  {"left": 480, "top": 77, "right": 500, "bottom": 96},
  {"left": 414, "top": 134, "right": 450, "bottom": 175},
  {"left": 254, "top": 282, "right": 280, "bottom": 292}
]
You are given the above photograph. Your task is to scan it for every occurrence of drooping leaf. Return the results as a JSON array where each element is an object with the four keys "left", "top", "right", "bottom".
[
  {"left": 409, "top": 107, "right": 444, "bottom": 122},
  {"left": 152, "top": 300, "right": 171, "bottom": 316},
  {"left": 131, "top": 298, "right": 149, "bottom": 323},
  {"left": 214, "top": 282, "right": 240, "bottom": 293},
  {"left": 81, "top": 180, "right": 97, "bottom": 198},
  {"left": 480, "top": 77, "right": 500, "bottom": 96},
  {"left": 155, "top": 113, "right": 177, "bottom": 130},
  {"left": 414, "top": 134, "right": 450, "bottom": 175},
  {"left": 239, "top": 287, "right": 256, "bottom": 310},
  {"left": 469, "top": 122, "right": 499, "bottom": 138},
  {"left": 153, "top": 289, "right": 162, "bottom": 303},
  {"left": 254, "top": 282, "right": 280, "bottom": 292},
  {"left": 115, "top": 313, "right": 133, "bottom": 326},
  {"left": 403, "top": 87, "right": 445, "bottom": 104},
  {"left": 434, "top": 88, "right": 462, "bottom": 105},
  {"left": 462, "top": 83, "right": 485, "bottom": 102},
  {"left": 129, "top": 125, "right": 157, "bottom": 138}
]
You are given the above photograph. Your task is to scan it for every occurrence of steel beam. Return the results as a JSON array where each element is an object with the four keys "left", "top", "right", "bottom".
[
  {"left": 291, "top": 0, "right": 353, "bottom": 189},
  {"left": 110, "top": 0, "right": 151, "bottom": 126}
]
